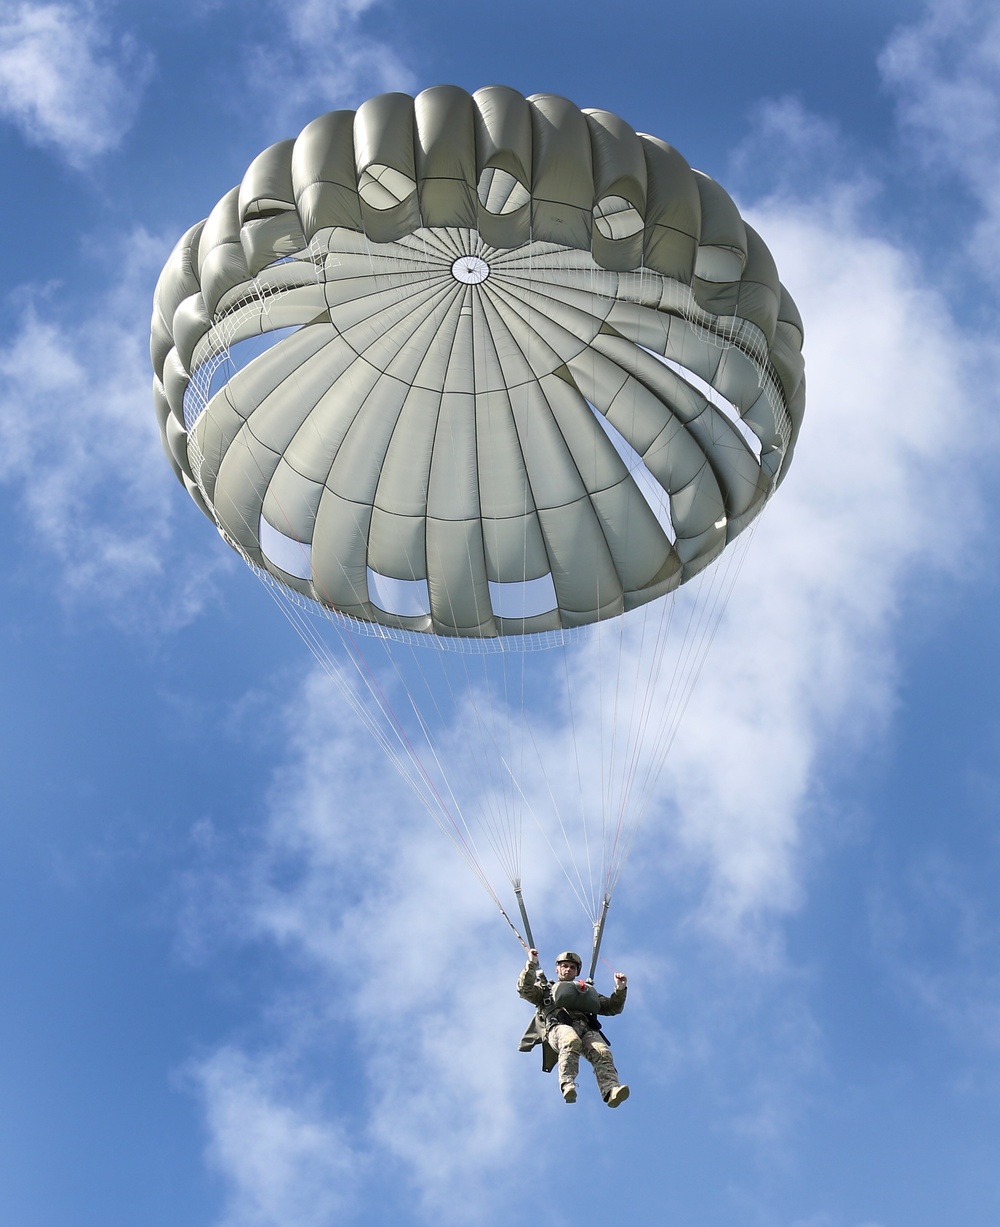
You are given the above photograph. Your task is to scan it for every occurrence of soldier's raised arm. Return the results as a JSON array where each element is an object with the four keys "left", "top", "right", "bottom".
[
  {"left": 598, "top": 970, "right": 628, "bottom": 1015},
  {"left": 517, "top": 948, "right": 543, "bottom": 1000}
]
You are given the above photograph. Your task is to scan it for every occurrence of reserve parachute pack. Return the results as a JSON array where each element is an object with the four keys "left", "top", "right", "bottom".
[{"left": 551, "top": 979, "right": 602, "bottom": 1014}]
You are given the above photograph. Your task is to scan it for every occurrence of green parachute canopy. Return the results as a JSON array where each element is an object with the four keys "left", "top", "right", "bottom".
[{"left": 151, "top": 85, "right": 804, "bottom": 641}]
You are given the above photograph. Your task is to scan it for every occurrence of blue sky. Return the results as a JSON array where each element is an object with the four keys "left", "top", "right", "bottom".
[{"left": 2, "top": 1, "right": 1000, "bottom": 1225}]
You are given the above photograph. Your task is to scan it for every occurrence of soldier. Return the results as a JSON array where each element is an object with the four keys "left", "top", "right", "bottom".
[{"left": 517, "top": 948, "right": 629, "bottom": 1107}]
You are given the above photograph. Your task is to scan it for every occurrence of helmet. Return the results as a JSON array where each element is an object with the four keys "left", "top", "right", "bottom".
[{"left": 555, "top": 951, "right": 583, "bottom": 970}]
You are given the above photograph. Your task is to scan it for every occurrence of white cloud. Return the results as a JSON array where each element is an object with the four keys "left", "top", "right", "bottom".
[
  {"left": 192, "top": 1046, "right": 364, "bottom": 1227},
  {"left": 730, "top": 95, "right": 870, "bottom": 205},
  {"left": 658, "top": 188, "right": 993, "bottom": 942},
  {"left": 0, "top": 229, "right": 226, "bottom": 626},
  {"left": 880, "top": 0, "right": 1000, "bottom": 278},
  {"left": 0, "top": 1, "right": 152, "bottom": 166},
  {"left": 246, "top": 0, "right": 414, "bottom": 132},
  {"left": 185, "top": 668, "right": 540, "bottom": 1225}
]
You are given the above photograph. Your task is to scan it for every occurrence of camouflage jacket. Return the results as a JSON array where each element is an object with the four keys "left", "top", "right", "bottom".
[{"left": 517, "top": 961, "right": 627, "bottom": 1071}]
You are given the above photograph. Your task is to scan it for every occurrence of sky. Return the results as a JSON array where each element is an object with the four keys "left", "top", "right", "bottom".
[{"left": 1, "top": 1, "right": 999, "bottom": 1225}]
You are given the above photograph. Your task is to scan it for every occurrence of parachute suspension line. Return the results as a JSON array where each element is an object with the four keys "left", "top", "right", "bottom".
[
  {"left": 606, "top": 560, "right": 690, "bottom": 896},
  {"left": 395, "top": 634, "right": 521, "bottom": 884},
  {"left": 603, "top": 601, "right": 681, "bottom": 900},
  {"left": 275, "top": 587, "right": 469, "bottom": 860},
  {"left": 660, "top": 521, "right": 758, "bottom": 747},
  {"left": 556, "top": 637, "right": 601, "bottom": 917},
  {"left": 252, "top": 571, "right": 534, "bottom": 951},
  {"left": 499, "top": 747, "right": 597, "bottom": 919},
  {"left": 362, "top": 637, "right": 504, "bottom": 871},
  {"left": 600, "top": 604, "right": 660, "bottom": 904},
  {"left": 323, "top": 629, "right": 534, "bottom": 945},
  {"left": 267, "top": 578, "right": 533, "bottom": 937},
  {"left": 458, "top": 653, "right": 517, "bottom": 876},
  {"left": 602, "top": 523, "right": 760, "bottom": 900}
]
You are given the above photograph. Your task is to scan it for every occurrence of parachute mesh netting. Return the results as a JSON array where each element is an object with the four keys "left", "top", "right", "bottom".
[{"left": 151, "top": 86, "right": 805, "bottom": 950}]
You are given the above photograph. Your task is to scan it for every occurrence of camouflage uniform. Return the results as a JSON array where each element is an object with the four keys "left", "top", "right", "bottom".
[{"left": 517, "top": 960, "right": 626, "bottom": 1101}]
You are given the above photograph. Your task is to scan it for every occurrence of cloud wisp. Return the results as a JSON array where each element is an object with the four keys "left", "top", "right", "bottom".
[
  {"left": 659, "top": 190, "right": 991, "bottom": 943},
  {"left": 183, "top": 666, "right": 538, "bottom": 1227},
  {"left": 0, "top": 228, "right": 227, "bottom": 627},
  {"left": 245, "top": 0, "right": 414, "bottom": 134},
  {"left": 192, "top": 1044, "right": 365, "bottom": 1227},
  {"left": 0, "top": 1, "right": 152, "bottom": 167},
  {"left": 880, "top": 0, "right": 1000, "bottom": 282}
]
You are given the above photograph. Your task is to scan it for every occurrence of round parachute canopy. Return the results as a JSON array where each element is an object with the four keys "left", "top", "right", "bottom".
[{"left": 151, "top": 85, "right": 805, "bottom": 641}]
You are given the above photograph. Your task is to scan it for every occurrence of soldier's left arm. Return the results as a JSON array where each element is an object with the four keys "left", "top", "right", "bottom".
[{"left": 597, "top": 973, "right": 628, "bottom": 1016}]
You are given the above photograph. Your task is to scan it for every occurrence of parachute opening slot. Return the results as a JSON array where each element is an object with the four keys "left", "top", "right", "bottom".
[
  {"left": 367, "top": 569, "right": 432, "bottom": 618},
  {"left": 638, "top": 345, "right": 763, "bottom": 460},
  {"left": 259, "top": 515, "right": 312, "bottom": 580},
  {"left": 584, "top": 399, "right": 674, "bottom": 542},
  {"left": 183, "top": 324, "right": 302, "bottom": 431},
  {"left": 489, "top": 574, "right": 558, "bottom": 619}
]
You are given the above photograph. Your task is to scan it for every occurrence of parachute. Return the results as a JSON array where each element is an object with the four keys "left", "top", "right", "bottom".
[{"left": 150, "top": 86, "right": 805, "bottom": 966}]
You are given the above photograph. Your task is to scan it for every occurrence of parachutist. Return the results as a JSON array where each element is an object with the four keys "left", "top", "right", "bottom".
[{"left": 517, "top": 949, "right": 629, "bottom": 1107}]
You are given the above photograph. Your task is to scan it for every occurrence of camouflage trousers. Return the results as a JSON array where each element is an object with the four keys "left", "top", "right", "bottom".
[{"left": 547, "top": 1022, "right": 620, "bottom": 1099}]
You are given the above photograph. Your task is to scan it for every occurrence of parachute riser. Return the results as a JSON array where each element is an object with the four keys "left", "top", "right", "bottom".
[
  {"left": 587, "top": 897, "right": 610, "bottom": 984},
  {"left": 514, "top": 886, "right": 536, "bottom": 952}
]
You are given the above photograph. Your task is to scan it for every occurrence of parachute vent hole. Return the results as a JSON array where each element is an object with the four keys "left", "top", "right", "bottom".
[{"left": 451, "top": 255, "right": 490, "bottom": 284}]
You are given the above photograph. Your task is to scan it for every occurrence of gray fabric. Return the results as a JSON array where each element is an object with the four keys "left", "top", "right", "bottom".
[{"left": 151, "top": 85, "right": 805, "bottom": 639}]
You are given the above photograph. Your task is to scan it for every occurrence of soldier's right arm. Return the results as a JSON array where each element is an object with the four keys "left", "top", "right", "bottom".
[{"left": 517, "top": 952, "right": 544, "bottom": 1003}]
